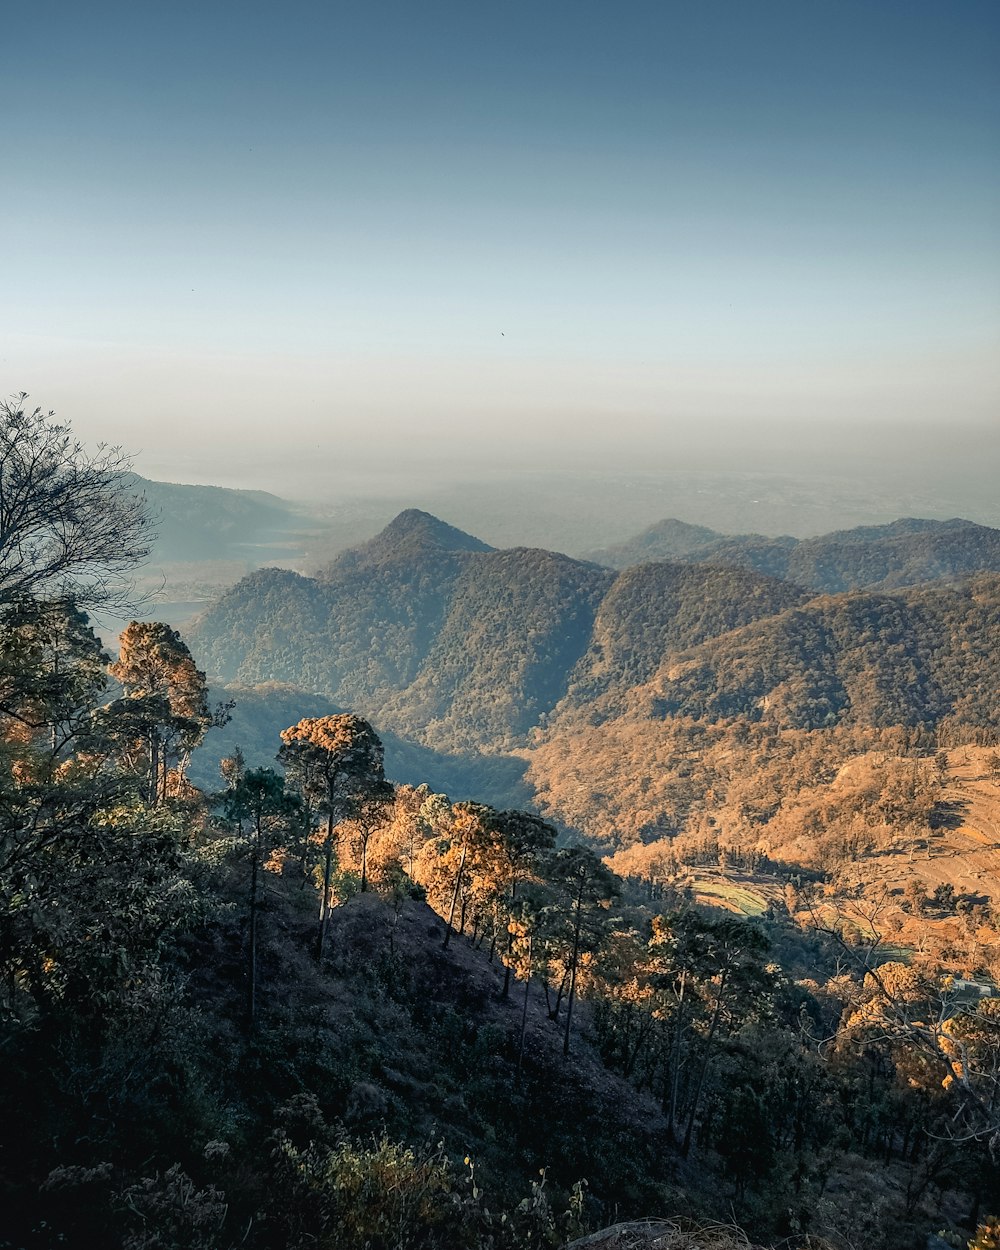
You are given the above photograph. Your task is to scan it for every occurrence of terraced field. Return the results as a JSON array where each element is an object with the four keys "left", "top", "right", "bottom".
[
  {"left": 687, "top": 873, "right": 774, "bottom": 917},
  {"left": 679, "top": 750, "right": 1000, "bottom": 973}
]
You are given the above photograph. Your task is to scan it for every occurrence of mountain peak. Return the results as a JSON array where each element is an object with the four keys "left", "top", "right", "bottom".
[
  {"left": 322, "top": 510, "right": 493, "bottom": 574},
  {"left": 376, "top": 510, "right": 493, "bottom": 553},
  {"left": 379, "top": 509, "right": 490, "bottom": 551}
]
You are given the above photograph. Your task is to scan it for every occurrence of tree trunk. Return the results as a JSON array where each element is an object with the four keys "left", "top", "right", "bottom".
[
  {"left": 517, "top": 938, "right": 533, "bottom": 1087},
  {"left": 681, "top": 970, "right": 728, "bottom": 1157},
  {"left": 502, "top": 876, "right": 516, "bottom": 999},
  {"left": 248, "top": 813, "right": 260, "bottom": 1030},
  {"left": 563, "top": 886, "right": 584, "bottom": 1058},
  {"left": 316, "top": 810, "right": 335, "bottom": 962},
  {"left": 149, "top": 731, "right": 159, "bottom": 807},
  {"left": 443, "top": 838, "right": 467, "bottom": 950},
  {"left": 665, "top": 972, "right": 687, "bottom": 1133},
  {"left": 299, "top": 796, "right": 313, "bottom": 874}
]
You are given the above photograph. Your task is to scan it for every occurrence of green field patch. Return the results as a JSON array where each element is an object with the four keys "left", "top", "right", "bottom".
[
  {"left": 693, "top": 879, "right": 769, "bottom": 916},
  {"left": 875, "top": 944, "right": 913, "bottom": 964}
]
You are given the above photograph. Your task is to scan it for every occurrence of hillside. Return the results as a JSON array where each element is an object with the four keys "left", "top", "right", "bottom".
[
  {"left": 189, "top": 518, "right": 1000, "bottom": 867},
  {"left": 595, "top": 515, "right": 1000, "bottom": 593},
  {"left": 190, "top": 514, "right": 615, "bottom": 750},
  {"left": 559, "top": 562, "right": 807, "bottom": 720},
  {"left": 526, "top": 577, "right": 1000, "bottom": 849}
]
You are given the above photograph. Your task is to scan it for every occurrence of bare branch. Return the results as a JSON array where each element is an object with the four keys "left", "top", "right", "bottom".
[{"left": 0, "top": 394, "right": 155, "bottom": 611}]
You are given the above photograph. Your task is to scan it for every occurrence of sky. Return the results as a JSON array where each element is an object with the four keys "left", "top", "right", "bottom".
[{"left": 3, "top": 0, "right": 998, "bottom": 497}]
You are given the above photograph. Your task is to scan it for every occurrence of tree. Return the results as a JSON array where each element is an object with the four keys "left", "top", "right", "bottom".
[
  {"left": 543, "top": 846, "right": 620, "bottom": 1057},
  {"left": 508, "top": 886, "right": 551, "bottom": 1083},
  {"left": 638, "top": 911, "right": 775, "bottom": 1155},
  {"left": 341, "top": 781, "right": 394, "bottom": 893},
  {"left": 487, "top": 810, "right": 557, "bottom": 998},
  {"left": 0, "top": 596, "right": 108, "bottom": 761},
  {"left": 277, "top": 715, "right": 385, "bottom": 961},
  {"left": 842, "top": 962, "right": 1000, "bottom": 1145},
  {"left": 0, "top": 394, "right": 152, "bottom": 611},
  {"left": 222, "top": 766, "right": 300, "bottom": 1028},
  {"left": 107, "top": 622, "right": 214, "bottom": 805},
  {"left": 439, "top": 802, "right": 493, "bottom": 950}
]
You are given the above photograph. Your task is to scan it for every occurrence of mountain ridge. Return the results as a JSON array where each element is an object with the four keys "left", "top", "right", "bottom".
[
  {"left": 190, "top": 509, "right": 1000, "bottom": 770},
  {"left": 590, "top": 514, "right": 1000, "bottom": 593}
]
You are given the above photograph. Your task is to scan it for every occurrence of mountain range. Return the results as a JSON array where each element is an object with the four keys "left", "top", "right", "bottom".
[
  {"left": 586, "top": 514, "right": 1000, "bottom": 591},
  {"left": 189, "top": 509, "right": 1000, "bottom": 830}
]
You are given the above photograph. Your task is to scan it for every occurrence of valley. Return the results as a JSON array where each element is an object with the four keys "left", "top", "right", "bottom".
[
  {"left": 6, "top": 434, "right": 1000, "bottom": 1250},
  {"left": 185, "top": 507, "right": 1000, "bottom": 979}
]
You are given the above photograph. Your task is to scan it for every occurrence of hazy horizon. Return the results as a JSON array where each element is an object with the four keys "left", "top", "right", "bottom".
[{"left": 4, "top": 0, "right": 998, "bottom": 506}]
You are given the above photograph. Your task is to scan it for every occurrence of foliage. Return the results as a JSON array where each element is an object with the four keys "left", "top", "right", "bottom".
[
  {"left": 5, "top": 467, "right": 1000, "bottom": 1250},
  {"left": 106, "top": 622, "right": 215, "bottom": 804},
  {"left": 0, "top": 393, "right": 152, "bottom": 610}
]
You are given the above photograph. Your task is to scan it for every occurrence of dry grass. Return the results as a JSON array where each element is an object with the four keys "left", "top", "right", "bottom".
[{"left": 565, "top": 1218, "right": 767, "bottom": 1250}]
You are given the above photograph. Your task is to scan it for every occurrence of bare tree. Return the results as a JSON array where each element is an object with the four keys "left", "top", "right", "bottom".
[{"left": 0, "top": 394, "right": 153, "bottom": 610}]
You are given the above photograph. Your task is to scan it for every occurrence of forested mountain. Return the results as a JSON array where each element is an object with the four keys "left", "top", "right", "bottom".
[
  {"left": 594, "top": 514, "right": 1000, "bottom": 592},
  {"left": 190, "top": 511, "right": 1000, "bottom": 761},
  {"left": 558, "top": 562, "right": 807, "bottom": 719},
  {"left": 192, "top": 514, "right": 615, "bottom": 750},
  {"left": 633, "top": 576, "right": 1000, "bottom": 734},
  {"left": 129, "top": 474, "right": 315, "bottom": 563}
]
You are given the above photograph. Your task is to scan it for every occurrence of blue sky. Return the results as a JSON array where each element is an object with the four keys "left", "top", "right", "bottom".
[{"left": 3, "top": 0, "right": 998, "bottom": 490}]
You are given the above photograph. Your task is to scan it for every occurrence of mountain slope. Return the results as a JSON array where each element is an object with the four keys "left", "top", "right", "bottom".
[
  {"left": 559, "top": 562, "right": 807, "bottom": 720},
  {"left": 189, "top": 514, "right": 612, "bottom": 751},
  {"left": 382, "top": 547, "right": 614, "bottom": 750},
  {"left": 596, "top": 515, "right": 1000, "bottom": 593}
]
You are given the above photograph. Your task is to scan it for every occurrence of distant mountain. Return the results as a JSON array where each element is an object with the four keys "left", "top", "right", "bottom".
[
  {"left": 321, "top": 508, "right": 493, "bottom": 571},
  {"left": 585, "top": 518, "right": 725, "bottom": 567},
  {"left": 129, "top": 474, "right": 313, "bottom": 563},
  {"left": 186, "top": 509, "right": 1000, "bottom": 857},
  {"left": 190, "top": 512, "right": 612, "bottom": 751},
  {"left": 777, "top": 520, "right": 1000, "bottom": 592},
  {"left": 595, "top": 515, "right": 1000, "bottom": 593}
]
